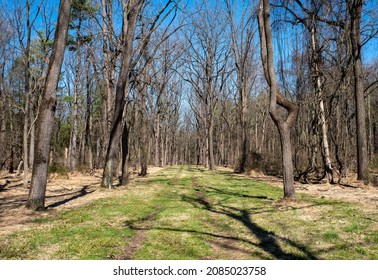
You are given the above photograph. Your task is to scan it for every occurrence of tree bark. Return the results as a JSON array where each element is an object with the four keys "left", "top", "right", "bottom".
[
  {"left": 26, "top": 0, "right": 72, "bottom": 211},
  {"left": 101, "top": 0, "right": 144, "bottom": 188}
]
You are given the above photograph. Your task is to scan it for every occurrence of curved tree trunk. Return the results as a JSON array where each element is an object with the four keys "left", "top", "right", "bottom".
[{"left": 258, "top": 0, "right": 298, "bottom": 199}]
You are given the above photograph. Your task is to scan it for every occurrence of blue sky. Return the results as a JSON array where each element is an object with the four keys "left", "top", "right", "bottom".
[{"left": 2, "top": 0, "right": 377, "bottom": 64}]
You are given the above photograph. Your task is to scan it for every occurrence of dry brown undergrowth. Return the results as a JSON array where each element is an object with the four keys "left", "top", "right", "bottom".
[{"left": 246, "top": 169, "right": 378, "bottom": 213}]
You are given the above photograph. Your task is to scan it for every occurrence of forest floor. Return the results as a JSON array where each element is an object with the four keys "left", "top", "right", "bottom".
[
  {"left": 246, "top": 170, "right": 378, "bottom": 213},
  {"left": 0, "top": 165, "right": 377, "bottom": 259}
]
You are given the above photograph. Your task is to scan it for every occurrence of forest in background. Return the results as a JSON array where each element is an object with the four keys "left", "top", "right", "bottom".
[{"left": 0, "top": 0, "right": 377, "bottom": 210}]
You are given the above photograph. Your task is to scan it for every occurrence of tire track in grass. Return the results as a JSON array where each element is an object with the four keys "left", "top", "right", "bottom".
[{"left": 117, "top": 205, "right": 162, "bottom": 260}]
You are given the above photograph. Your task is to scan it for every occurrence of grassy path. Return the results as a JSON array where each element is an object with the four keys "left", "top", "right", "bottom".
[{"left": 0, "top": 165, "right": 377, "bottom": 259}]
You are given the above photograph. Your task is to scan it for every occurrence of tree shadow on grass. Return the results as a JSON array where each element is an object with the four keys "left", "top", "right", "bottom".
[
  {"left": 46, "top": 185, "right": 95, "bottom": 208},
  {"left": 187, "top": 166, "right": 206, "bottom": 173},
  {"left": 180, "top": 193, "right": 317, "bottom": 260},
  {"left": 126, "top": 215, "right": 316, "bottom": 260},
  {"left": 197, "top": 186, "right": 273, "bottom": 200},
  {"left": 123, "top": 190, "right": 318, "bottom": 259},
  {"left": 0, "top": 181, "right": 24, "bottom": 193},
  {"left": 0, "top": 185, "right": 96, "bottom": 212}
]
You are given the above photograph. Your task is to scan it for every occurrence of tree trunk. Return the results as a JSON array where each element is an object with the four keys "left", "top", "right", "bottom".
[
  {"left": 0, "top": 87, "right": 5, "bottom": 167},
  {"left": 348, "top": 0, "right": 368, "bottom": 182},
  {"left": 204, "top": 129, "right": 209, "bottom": 168},
  {"left": 278, "top": 124, "right": 295, "bottom": 197},
  {"left": 70, "top": 48, "right": 80, "bottom": 172},
  {"left": 161, "top": 128, "right": 166, "bottom": 166},
  {"left": 309, "top": 15, "right": 334, "bottom": 184},
  {"left": 23, "top": 0, "right": 32, "bottom": 188},
  {"left": 137, "top": 55, "right": 150, "bottom": 176},
  {"left": 154, "top": 114, "right": 160, "bottom": 166},
  {"left": 101, "top": 0, "right": 144, "bottom": 188},
  {"left": 26, "top": 0, "right": 72, "bottom": 211},
  {"left": 220, "top": 122, "right": 225, "bottom": 166},
  {"left": 23, "top": 91, "right": 30, "bottom": 187},
  {"left": 208, "top": 119, "right": 215, "bottom": 170},
  {"left": 139, "top": 95, "right": 149, "bottom": 176},
  {"left": 84, "top": 54, "right": 93, "bottom": 169},
  {"left": 29, "top": 93, "right": 36, "bottom": 168},
  {"left": 0, "top": 62, "right": 5, "bottom": 169},
  {"left": 101, "top": 0, "right": 115, "bottom": 155},
  {"left": 9, "top": 149, "right": 14, "bottom": 174},
  {"left": 120, "top": 124, "right": 129, "bottom": 185},
  {"left": 236, "top": 85, "right": 248, "bottom": 173}
]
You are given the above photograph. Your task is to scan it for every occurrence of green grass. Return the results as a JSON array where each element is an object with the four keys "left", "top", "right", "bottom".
[{"left": 0, "top": 165, "right": 377, "bottom": 260}]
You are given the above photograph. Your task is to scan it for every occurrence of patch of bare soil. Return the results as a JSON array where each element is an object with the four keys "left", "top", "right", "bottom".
[{"left": 0, "top": 167, "right": 163, "bottom": 236}]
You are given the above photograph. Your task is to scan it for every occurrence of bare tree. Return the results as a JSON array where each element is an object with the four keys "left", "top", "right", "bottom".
[
  {"left": 258, "top": 0, "right": 298, "bottom": 198},
  {"left": 0, "top": 11, "right": 12, "bottom": 170},
  {"left": 11, "top": 0, "right": 42, "bottom": 187},
  {"left": 225, "top": 0, "right": 257, "bottom": 173},
  {"left": 280, "top": 0, "right": 335, "bottom": 183},
  {"left": 117, "top": 0, "right": 180, "bottom": 183},
  {"left": 183, "top": 2, "right": 230, "bottom": 171},
  {"left": 100, "top": 0, "right": 117, "bottom": 163},
  {"left": 299, "top": 0, "right": 372, "bottom": 182},
  {"left": 26, "top": 0, "right": 72, "bottom": 210},
  {"left": 101, "top": 0, "right": 145, "bottom": 188}
]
